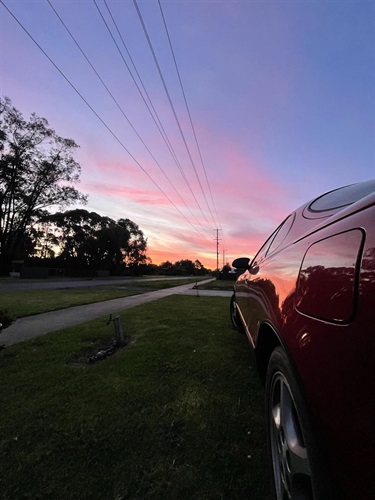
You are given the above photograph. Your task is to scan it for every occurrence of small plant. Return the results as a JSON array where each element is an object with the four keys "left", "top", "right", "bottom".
[{"left": 0, "top": 309, "right": 15, "bottom": 330}]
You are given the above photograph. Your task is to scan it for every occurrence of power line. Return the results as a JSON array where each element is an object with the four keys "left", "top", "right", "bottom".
[
  {"left": 133, "top": 0, "right": 215, "bottom": 230},
  {"left": 102, "top": 0, "right": 178, "bottom": 169},
  {"left": 46, "top": 0, "right": 212, "bottom": 240},
  {"left": 93, "top": 0, "right": 212, "bottom": 235},
  {"left": 158, "top": 0, "right": 227, "bottom": 256},
  {"left": 158, "top": 0, "right": 227, "bottom": 255},
  {"left": 0, "top": 0, "right": 213, "bottom": 244},
  {"left": 158, "top": 0, "right": 221, "bottom": 230}
]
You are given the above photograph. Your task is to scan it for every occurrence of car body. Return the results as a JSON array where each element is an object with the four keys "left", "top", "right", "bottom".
[{"left": 231, "top": 180, "right": 375, "bottom": 499}]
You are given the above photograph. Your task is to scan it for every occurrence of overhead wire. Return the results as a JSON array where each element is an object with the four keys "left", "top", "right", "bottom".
[
  {"left": 157, "top": 0, "right": 227, "bottom": 256},
  {"left": 158, "top": 0, "right": 222, "bottom": 232},
  {"left": 91, "top": 0, "right": 177, "bottom": 166},
  {"left": 133, "top": 0, "right": 215, "bottom": 230},
  {"left": 102, "top": 0, "right": 178, "bottom": 168},
  {"left": 46, "top": 0, "right": 212, "bottom": 240},
  {"left": 92, "top": 0, "right": 212, "bottom": 235},
  {"left": 0, "top": 0, "right": 213, "bottom": 244}
]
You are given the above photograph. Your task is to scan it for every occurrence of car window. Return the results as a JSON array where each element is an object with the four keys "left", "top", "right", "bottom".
[
  {"left": 251, "top": 230, "right": 277, "bottom": 266},
  {"left": 251, "top": 214, "right": 294, "bottom": 266},
  {"left": 266, "top": 213, "right": 295, "bottom": 256},
  {"left": 307, "top": 180, "right": 375, "bottom": 213}
]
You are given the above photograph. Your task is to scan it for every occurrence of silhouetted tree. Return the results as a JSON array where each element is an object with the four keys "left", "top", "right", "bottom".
[
  {"left": 0, "top": 97, "right": 87, "bottom": 274},
  {"left": 118, "top": 218, "right": 147, "bottom": 268},
  {"left": 160, "top": 260, "right": 174, "bottom": 275},
  {"left": 194, "top": 259, "right": 210, "bottom": 275},
  {"left": 158, "top": 259, "right": 209, "bottom": 276},
  {"left": 41, "top": 209, "right": 147, "bottom": 273},
  {"left": 222, "top": 263, "right": 231, "bottom": 274}
]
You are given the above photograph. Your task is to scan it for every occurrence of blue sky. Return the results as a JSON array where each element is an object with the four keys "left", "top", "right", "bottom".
[{"left": 1, "top": 0, "right": 374, "bottom": 268}]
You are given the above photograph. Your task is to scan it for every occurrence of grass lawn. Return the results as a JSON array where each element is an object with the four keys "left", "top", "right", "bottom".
[
  {"left": 1, "top": 278, "right": 209, "bottom": 318},
  {"left": 197, "top": 279, "right": 235, "bottom": 291},
  {"left": 0, "top": 295, "right": 271, "bottom": 499}
]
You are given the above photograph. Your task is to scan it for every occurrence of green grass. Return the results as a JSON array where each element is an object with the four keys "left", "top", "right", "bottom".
[
  {"left": 0, "top": 296, "right": 271, "bottom": 499},
  {"left": 197, "top": 279, "right": 235, "bottom": 291},
  {"left": 1, "top": 278, "right": 209, "bottom": 318}
]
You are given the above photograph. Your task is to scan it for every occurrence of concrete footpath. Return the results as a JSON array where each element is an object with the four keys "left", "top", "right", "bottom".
[{"left": 0, "top": 280, "right": 232, "bottom": 347}]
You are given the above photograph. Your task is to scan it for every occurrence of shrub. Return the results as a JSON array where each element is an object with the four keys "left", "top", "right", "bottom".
[{"left": 0, "top": 309, "right": 15, "bottom": 330}]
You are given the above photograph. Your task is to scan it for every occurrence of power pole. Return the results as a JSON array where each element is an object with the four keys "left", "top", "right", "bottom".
[{"left": 214, "top": 229, "right": 222, "bottom": 272}]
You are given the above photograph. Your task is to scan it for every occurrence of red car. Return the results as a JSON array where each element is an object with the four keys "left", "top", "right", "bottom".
[{"left": 231, "top": 180, "right": 375, "bottom": 500}]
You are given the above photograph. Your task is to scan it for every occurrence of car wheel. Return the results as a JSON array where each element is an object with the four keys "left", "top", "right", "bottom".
[
  {"left": 230, "top": 294, "right": 244, "bottom": 332},
  {"left": 266, "top": 347, "right": 316, "bottom": 500}
]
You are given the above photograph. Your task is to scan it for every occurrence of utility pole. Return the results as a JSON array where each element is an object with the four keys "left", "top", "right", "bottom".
[{"left": 214, "top": 229, "right": 222, "bottom": 272}]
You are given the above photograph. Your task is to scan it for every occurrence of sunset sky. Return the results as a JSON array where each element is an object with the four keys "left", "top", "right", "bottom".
[{"left": 1, "top": 0, "right": 374, "bottom": 269}]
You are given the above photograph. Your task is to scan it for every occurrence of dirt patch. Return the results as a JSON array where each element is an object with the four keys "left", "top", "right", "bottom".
[{"left": 68, "top": 337, "right": 132, "bottom": 367}]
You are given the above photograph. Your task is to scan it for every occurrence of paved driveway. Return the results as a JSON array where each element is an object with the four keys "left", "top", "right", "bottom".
[{"left": 0, "top": 279, "right": 231, "bottom": 347}]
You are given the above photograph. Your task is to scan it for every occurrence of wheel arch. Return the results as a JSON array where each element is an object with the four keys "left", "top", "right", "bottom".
[
  {"left": 254, "top": 322, "right": 284, "bottom": 385},
  {"left": 255, "top": 322, "right": 309, "bottom": 397}
]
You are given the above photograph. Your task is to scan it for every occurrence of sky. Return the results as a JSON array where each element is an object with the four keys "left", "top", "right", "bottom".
[{"left": 1, "top": 0, "right": 374, "bottom": 270}]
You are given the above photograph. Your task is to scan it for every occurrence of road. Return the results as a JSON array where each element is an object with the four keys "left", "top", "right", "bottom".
[{"left": 0, "top": 276, "right": 206, "bottom": 292}]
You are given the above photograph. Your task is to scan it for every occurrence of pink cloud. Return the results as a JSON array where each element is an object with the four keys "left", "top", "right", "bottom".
[
  {"left": 78, "top": 113, "right": 301, "bottom": 270},
  {"left": 147, "top": 238, "right": 215, "bottom": 268},
  {"left": 82, "top": 181, "right": 176, "bottom": 207}
]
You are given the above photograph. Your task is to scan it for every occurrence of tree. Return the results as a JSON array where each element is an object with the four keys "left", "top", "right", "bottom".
[
  {"left": 117, "top": 218, "right": 148, "bottom": 268},
  {"left": 173, "top": 259, "right": 198, "bottom": 275},
  {"left": 41, "top": 209, "right": 148, "bottom": 273},
  {"left": 30, "top": 220, "right": 59, "bottom": 259},
  {"left": 160, "top": 260, "right": 174, "bottom": 275},
  {"left": 194, "top": 259, "right": 209, "bottom": 275},
  {"left": 158, "top": 259, "right": 209, "bottom": 276},
  {"left": 222, "top": 263, "right": 231, "bottom": 274},
  {"left": 0, "top": 97, "right": 87, "bottom": 274}
]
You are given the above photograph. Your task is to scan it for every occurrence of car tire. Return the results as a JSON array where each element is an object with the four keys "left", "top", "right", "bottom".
[
  {"left": 265, "top": 347, "right": 336, "bottom": 500},
  {"left": 230, "top": 294, "right": 244, "bottom": 332}
]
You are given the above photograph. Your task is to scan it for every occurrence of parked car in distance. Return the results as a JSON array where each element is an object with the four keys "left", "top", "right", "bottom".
[{"left": 230, "top": 180, "right": 375, "bottom": 500}]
